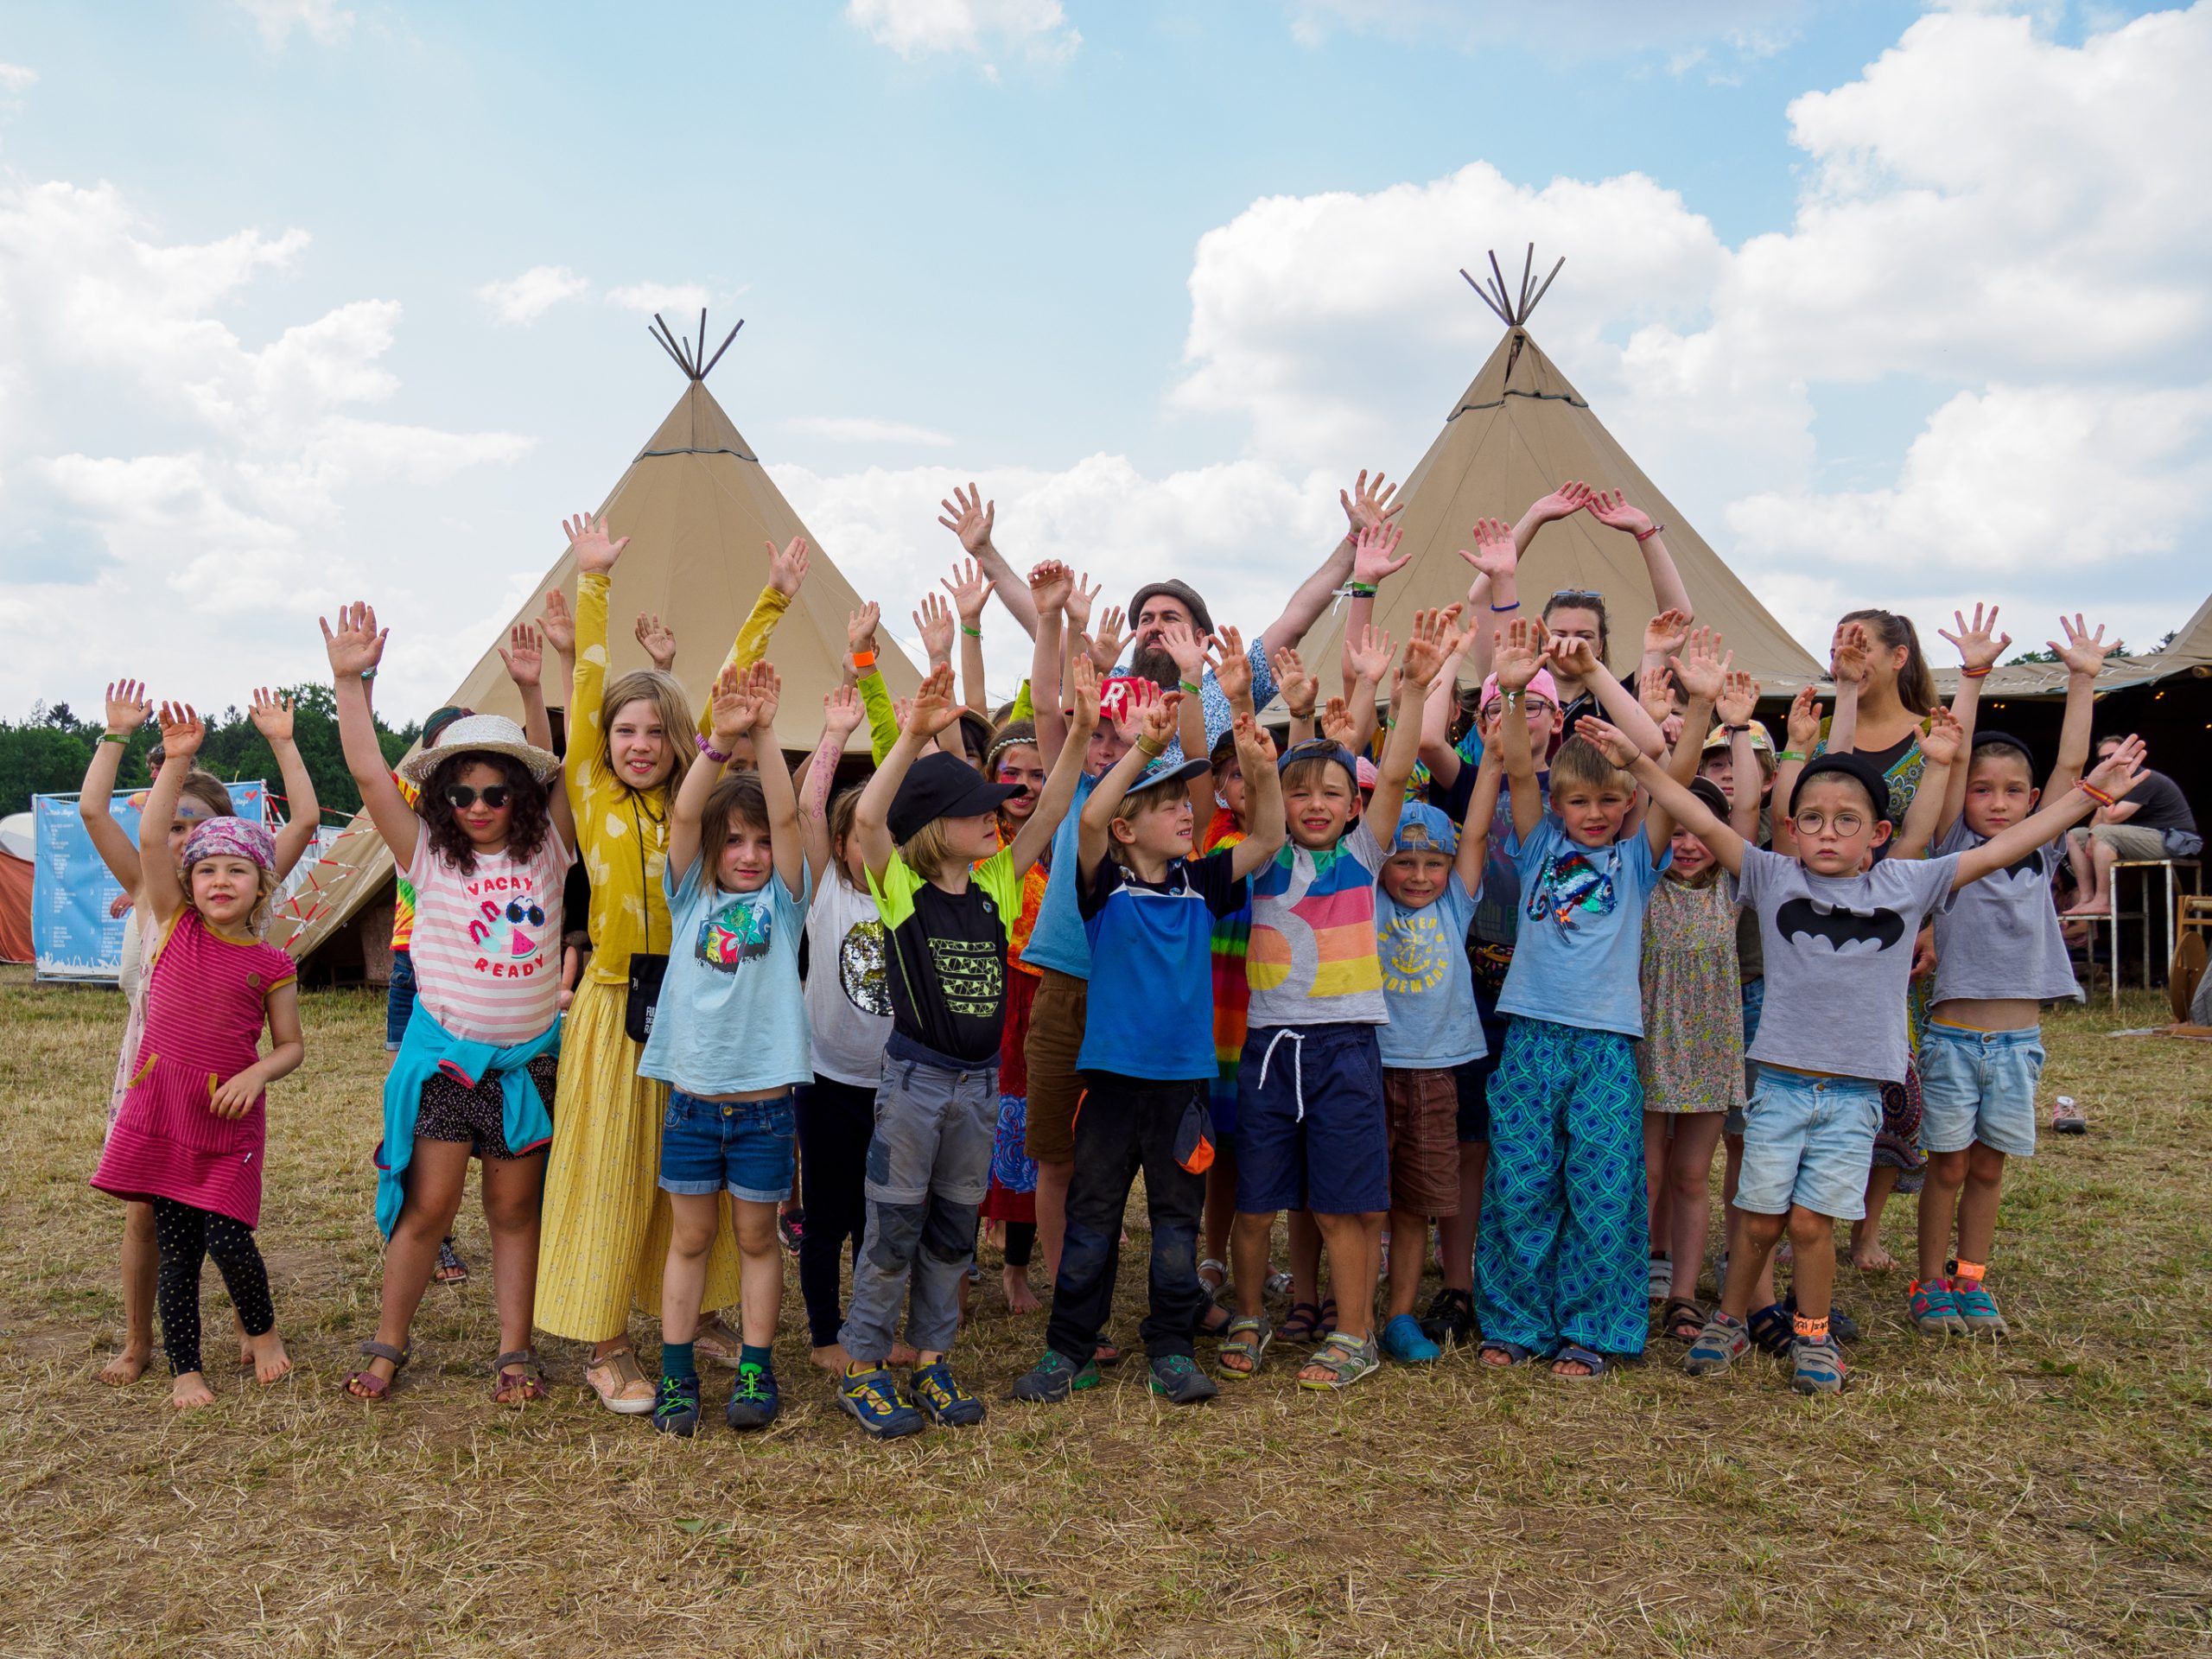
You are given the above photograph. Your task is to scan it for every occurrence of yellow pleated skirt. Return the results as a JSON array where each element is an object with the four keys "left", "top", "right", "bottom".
[{"left": 535, "top": 975, "right": 743, "bottom": 1343}]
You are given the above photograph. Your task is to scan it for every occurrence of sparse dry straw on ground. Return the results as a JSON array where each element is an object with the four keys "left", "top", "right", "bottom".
[{"left": 3, "top": 966, "right": 2208, "bottom": 1656}]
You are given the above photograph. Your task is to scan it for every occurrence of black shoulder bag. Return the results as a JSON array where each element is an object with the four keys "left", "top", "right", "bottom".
[{"left": 623, "top": 797, "right": 669, "bottom": 1044}]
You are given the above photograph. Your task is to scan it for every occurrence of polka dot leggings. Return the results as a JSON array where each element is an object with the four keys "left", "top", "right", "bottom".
[{"left": 151, "top": 1197, "right": 275, "bottom": 1376}]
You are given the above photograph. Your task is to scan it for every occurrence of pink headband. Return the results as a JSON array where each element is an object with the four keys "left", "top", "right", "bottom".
[
  {"left": 1478, "top": 666, "right": 1560, "bottom": 710},
  {"left": 181, "top": 815, "right": 275, "bottom": 874}
]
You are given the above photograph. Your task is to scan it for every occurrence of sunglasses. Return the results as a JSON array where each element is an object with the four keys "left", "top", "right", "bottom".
[
  {"left": 1548, "top": 589, "right": 1605, "bottom": 607},
  {"left": 445, "top": 785, "right": 512, "bottom": 810}
]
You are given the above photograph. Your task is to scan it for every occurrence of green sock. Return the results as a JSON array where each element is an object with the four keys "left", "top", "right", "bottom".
[
  {"left": 740, "top": 1344, "right": 773, "bottom": 1373},
  {"left": 661, "top": 1340, "right": 696, "bottom": 1382}
]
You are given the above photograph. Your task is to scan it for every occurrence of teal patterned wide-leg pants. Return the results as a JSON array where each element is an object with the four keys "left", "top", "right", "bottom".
[{"left": 1477, "top": 1016, "right": 1649, "bottom": 1357}]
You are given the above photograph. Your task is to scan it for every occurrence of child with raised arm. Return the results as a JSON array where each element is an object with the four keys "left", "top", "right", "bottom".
[
  {"left": 1010, "top": 684, "right": 1285, "bottom": 1406},
  {"left": 640, "top": 662, "right": 810, "bottom": 1435},
  {"left": 1476, "top": 619, "right": 1674, "bottom": 1380},
  {"left": 1901, "top": 611, "right": 2111, "bottom": 1339},
  {"left": 1219, "top": 609, "right": 1452, "bottom": 1392},
  {"left": 836, "top": 663, "right": 1096, "bottom": 1438},
  {"left": 92, "top": 703, "right": 304, "bottom": 1409},
  {"left": 1596, "top": 715, "right": 2149, "bottom": 1394}
]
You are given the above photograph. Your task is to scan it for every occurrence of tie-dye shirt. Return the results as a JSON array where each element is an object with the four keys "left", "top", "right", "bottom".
[{"left": 1245, "top": 821, "right": 1388, "bottom": 1028}]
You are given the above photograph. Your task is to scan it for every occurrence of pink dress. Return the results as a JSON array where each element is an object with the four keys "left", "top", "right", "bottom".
[{"left": 92, "top": 909, "right": 296, "bottom": 1229}]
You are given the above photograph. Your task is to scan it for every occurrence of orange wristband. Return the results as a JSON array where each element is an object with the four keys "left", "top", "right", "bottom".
[{"left": 851, "top": 650, "right": 877, "bottom": 671}]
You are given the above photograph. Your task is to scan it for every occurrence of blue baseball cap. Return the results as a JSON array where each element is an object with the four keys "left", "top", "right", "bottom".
[{"left": 1389, "top": 802, "right": 1459, "bottom": 857}]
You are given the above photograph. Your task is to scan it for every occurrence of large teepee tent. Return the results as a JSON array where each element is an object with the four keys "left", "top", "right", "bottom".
[
  {"left": 1290, "top": 253, "right": 1824, "bottom": 696},
  {"left": 273, "top": 316, "right": 919, "bottom": 967}
]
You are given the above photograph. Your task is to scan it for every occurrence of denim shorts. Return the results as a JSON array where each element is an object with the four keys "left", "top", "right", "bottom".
[
  {"left": 1917, "top": 1022, "right": 2044, "bottom": 1160},
  {"left": 1735, "top": 1065, "right": 1882, "bottom": 1221},
  {"left": 385, "top": 948, "right": 417, "bottom": 1052},
  {"left": 658, "top": 1089, "right": 797, "bottom": 1203},
  {"left": 1234, "top": 1023, "right": 1388, "bottom": 1216}
]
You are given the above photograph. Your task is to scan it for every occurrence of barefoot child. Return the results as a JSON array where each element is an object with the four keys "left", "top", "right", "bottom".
[
  {"left": 326, "top": 604, "right": 575, "bottom": 1404},
  {"left": 92, "top": 703, "right": 303, "bottom": 1408},
  {"left": 642, "top": 662, "right": 810, "bottom": 1435},
  {"left": 836, "top": 663, "right": 1096, "bottom": 1438}
]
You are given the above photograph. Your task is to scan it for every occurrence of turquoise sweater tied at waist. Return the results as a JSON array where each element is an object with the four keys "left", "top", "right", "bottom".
[{"left": 376, "top": 1000, "right": 561, "bottom": 1238}]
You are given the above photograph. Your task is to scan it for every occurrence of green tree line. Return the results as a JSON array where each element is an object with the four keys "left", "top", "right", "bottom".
[{"left": 0, "top": 685, "right": 418, "bottom": 821}]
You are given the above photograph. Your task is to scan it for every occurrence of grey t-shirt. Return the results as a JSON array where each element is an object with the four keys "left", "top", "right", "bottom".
[
  {"left": 1929, "top": 819, "right": 2082, "bottom": 1007},
  {"left": 1732, "top": 846, "right": 1960, "bottom": 1084}
]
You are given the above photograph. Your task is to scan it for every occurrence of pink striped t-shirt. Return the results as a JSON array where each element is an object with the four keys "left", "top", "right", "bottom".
[{"left": 405, "top": 825, "right": 573, "bottom": 1046}]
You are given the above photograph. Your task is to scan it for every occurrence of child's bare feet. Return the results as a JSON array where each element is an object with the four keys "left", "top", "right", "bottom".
[
  {"left": 99, "top": 1344, "right": 152, "bottom": 1387},
  {"left": 171, "top": 1371, "right": 216, "bottom": 1410},
  {"left": 810, "top": 1342, "right": 850, "bottom": 1375},
  {"left": 1853, "top": 1237, "right": 1897, "bottom": 1273},
  {"left": 1001, "top": 1263, "right": 1042, "bottom": 1315},
  {"left": 888, "top": 1340, "right": 920, "bottom": 1367},
  {"left": 247, "top": 1329, "right": 292, "bottom": 1386}
]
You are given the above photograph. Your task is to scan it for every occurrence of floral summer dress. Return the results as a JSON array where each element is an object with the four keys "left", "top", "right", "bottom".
[{"left": 1634, "top": 874, "right": 1745, "bottom": 1116}]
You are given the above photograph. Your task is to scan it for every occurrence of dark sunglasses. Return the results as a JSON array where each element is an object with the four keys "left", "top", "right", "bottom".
[
  {"left": 1548, "top": 589, "right": 1606, "bottom": 607},
  {"left": 445, "top": 785, "right": 512, "bottom": 810}
]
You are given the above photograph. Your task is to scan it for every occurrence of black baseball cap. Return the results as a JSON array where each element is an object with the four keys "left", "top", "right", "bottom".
[
  {"left": 1789, "top": 752, "right": 1891, "bottom": 822},
  {"left": 1686, "top": 777, "right": 1730, "bottom": 820},
  {"left": 888, "top": 751, "right": 1021, "bottom": 842}
]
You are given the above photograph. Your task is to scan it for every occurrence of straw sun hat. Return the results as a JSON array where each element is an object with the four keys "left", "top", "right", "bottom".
[{"left": 394, "top": 713, "right": 561, "bottom": 788}]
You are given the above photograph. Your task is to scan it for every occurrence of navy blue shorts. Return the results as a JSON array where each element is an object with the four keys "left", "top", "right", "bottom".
[
  {"left": 385, "top": 948, "right": 417, "bottom": 1051},
  {"left": 658, "top": 1090, "right": 798, "bottom": 1204},
  {"left": 1233, "top": 1023, "right": 1388, "bottom": 1216}
]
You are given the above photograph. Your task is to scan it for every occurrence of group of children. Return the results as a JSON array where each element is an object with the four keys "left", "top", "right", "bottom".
[{"left": 84, "top": 474, "right": 2141, "bottom": 1423}]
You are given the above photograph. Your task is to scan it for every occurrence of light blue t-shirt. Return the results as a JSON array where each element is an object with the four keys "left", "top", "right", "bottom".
[
  {"left": 639, "top": 855, "right": 812, "bottom": 1096},
  {"left": 1376, "top": 873, "right": 1485, "bottom": 1069},
  {"left": 1494, "top": 816, "right": 1668, "bottom": 1039},
  {"left": 1015, "top": 771, "right": 1099, "bottom": 981}
]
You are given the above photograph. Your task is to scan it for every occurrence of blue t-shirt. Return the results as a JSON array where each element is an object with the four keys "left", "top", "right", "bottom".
[
  {"left": 1077, "top": 847, "right": 1247, "bottom": 1080},
  {"left": 1376, "top": 874, "right": 1485, "bottom": 1068},
  {"left": 1018, "top": 771, "right": 1100, "bottom": 980},
  {"left": 1494, "top": 816, "right": 1668, "bottom": 1039},
  {"left": 639, "top": 855, "right": 812, "bottom": 1096}
]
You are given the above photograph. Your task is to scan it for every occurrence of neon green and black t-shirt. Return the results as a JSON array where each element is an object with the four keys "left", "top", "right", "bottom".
[{"left": 866, "top": 847, "right": 1021, "bottom": 1064}]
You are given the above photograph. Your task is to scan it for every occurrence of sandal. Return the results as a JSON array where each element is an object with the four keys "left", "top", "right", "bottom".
[
  {"left": 1297, "top": 1331, "right": 1380, "bottom": 1392},
  {"left": 583, "top": 1347, "right": 656, "bottom": 1415},
  {"left": 1264, "top": 1268, "right": 1294, "bottom": 1299},
  {"left": 345, "top": 1340, "right": 408, "bottom": 1401},
  {"left": 1548, "top": 1344, "right": 1611, "bottom": 1381},
  {"left": 433, "top": 1239, "right": 468, "bottom": 1284},
  {"left": 1093, "top": 1334, "right": 1124, "bottom": 1368},
  {"left": 1478, "top": 1339, "right": 1535, "bottom": 1368},
  {"left": 491, "top": 1348, "right": 548, "bottom": 1405},
  {"left": 1314, "top": 1298, "right": 1338, "bottom": 1340},
  {"left": 1198, "top": 1257, "right": 1229, "bottom": 1296},
  {"left": 1660, "top": 1297, "right": 1707, "bottom": 1344},
  {"left": 1746, "top": 1302, "right": 1795, "bottom": 1359},
  {"left": 1198, "top": 1301, "right": 1234, "bottom": 1338},
  {"left": 1217, "top": 1314, "right": 1272, "bottom": 1378},
  {"left": 1277, "top": 1301, "right": 1324, "bottom": 1344}
]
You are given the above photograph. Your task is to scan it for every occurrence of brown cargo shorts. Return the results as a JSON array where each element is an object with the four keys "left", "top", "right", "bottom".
[
  {"left": 1022, "top": 968, "right": 1088, "bottom": 1162},
  {"left": 1383, "top": 1066, "right": 1460, "bottom": 1217}
]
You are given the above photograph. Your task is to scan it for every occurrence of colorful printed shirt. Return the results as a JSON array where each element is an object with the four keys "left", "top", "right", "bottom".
[
  {"left": 1246, "top": 821, "right": 1388, "bottom": 1028},
  {"left": 1494, "top": 816, "right": 1668, "bottom": 1039},
  {"left": 1202, "top": 810, "right": 1252, "bottom": 1109},
  {"left": 868, "top": 846, "right": 1023, "bottom": 1064},
  {"left": 405, "top": 826, "right": 573, "bottom": 1046},
  {"left": 1375, "top": 873, "right": 1484, "bottom": 1068},
  {"left": 639, "top": 855, "right": 811, "bottom": 1096}
]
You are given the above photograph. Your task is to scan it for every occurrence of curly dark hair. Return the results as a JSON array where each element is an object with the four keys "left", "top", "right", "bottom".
[{"left": 418, "top": 751, "right": 553, "bottom": 875}]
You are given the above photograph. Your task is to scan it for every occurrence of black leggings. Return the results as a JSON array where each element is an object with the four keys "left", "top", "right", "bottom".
[
  {"left": 794, "top": 1075, "right": 875, "bottom": 1349},
  {"left": 1002, "top": 1221, "right": 1037, "bottom": 1268},
  {"left": 151, "top": 1196, "right": 274, "bottom": 1376}
]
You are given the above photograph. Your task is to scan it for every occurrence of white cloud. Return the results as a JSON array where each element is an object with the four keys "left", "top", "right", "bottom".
[
  {"left": 476, "top": 264, "right": 590, "bottom": 326},
  {"left": 1281, "top": 0, "right": 1801, "bottom": 59},
  {"left": 0, "top": 62, "right": 36, "bottom": 93},
  {"left": 604, "top": 282, "right": 714, "bottom": 318},
  {"left": 787, "top": 416, "right": 956, "bottom": 447},
  {"left": 845, "top": 0, "right": 1080, "bottom": 66},
  {"left": 233, "top": 0, "right": 354, "bottom": 48}
]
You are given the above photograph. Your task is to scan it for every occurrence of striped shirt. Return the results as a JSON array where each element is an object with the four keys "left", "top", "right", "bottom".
[
  {"left": 405, "top": 826, "right": 573, "bottom": 1045},
  {"left": 1246, "top": 821, "right": 1387, "bottom": 1027}
]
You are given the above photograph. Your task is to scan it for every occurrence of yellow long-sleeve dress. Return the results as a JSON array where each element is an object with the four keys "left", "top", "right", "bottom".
[{"left": 534, "top": 569, "right": 788, "bottom": 1343}]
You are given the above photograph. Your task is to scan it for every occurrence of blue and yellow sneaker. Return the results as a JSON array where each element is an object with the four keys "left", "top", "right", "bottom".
[
  {"left": 837, "top": 1364, "right": 925, "bottom": 1440},
  {"left": 651, "top": 1373, "right": 702, "bottom": 1438},
  {"left": 910, "top": 1361, "right": 987, "bottom": 1427},
  {"left": 726, "top": 1361, "right": 780, "bottom": 1430},
  {"left": 1008, "top": 1350, "right": 1103, "bottom": 1402}
]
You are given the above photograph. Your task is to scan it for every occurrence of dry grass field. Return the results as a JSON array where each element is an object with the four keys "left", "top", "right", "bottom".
[{"left": 3, "top": 964, "right": 2209, "bottom": 1656}]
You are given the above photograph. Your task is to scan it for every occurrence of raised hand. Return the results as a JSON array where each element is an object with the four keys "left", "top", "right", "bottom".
[
  {"left": 847, "top": 602, "right": 882, "bottom": 661},
  {"left": 1140, "top": 689, "right": 1183, "bottom": 752},
  {"left": 1319, "top": 696, "right": 1356, "bottom": 747},
  {"left": 1458, "top": 518, "right": 1516, "bottom": 584},
  {"left": 1785, "top": 685, "right": 1822, "bottom": 753},
  {"left": 1573, "top": 715, "right": 1643, "bottom": 771},
  {"left": 747, "top": 660, "right": 782, "bottom": 731},
  {"left": 767, "top": 537, "right": 810, "bottom": 598},
  {"left": 1065, "top": 571, "right": 1099, "bottom": 634},
  {"left": 822, "top": 682, "right": 864, "bottom": 738},
  {"left": 1158, "top": 619, "right": 1210, "bottom": 683},
  {"left": 1919, "top": 704, "right": 1964, "bottom": 767},
  {"left": 1661, "top": 712, "right": 1687, "bottom": 750},
  {"left": 1066, "top": 653, "right": 1101, "bottom": 736},
  {"left": 634, "top": 613, "right": 677, "bottom": 671},
  {"left": 1338, "top": 468, "right": 1403, "bottom": 537},
  {"left": 913, "top": 592, "right": 957, "bottom": 667},
  {"left": 1401, "top": 607, "right": 1452, "bottom": 690},
  {"left": 499, "top": 623, "right": 543, "bottom": 689},
  {"left": 563, "top": 512, "right": 628, "bottom": 575},
  {"left": 1208, "top": 624, "right": 1251, "bottom": 706},
  {"left": 709, "top": 663, "right": 760, "bottom": 743},
  {"left": 1231, "top": 710, "right": 1278, "bottom": 768},
  {"left": 1526, "top": 481, "right": 1592, "bottom": 524},
  {"left": 904, "top": 664, "right": 963, "bottom": 738},
  {"left": 1830, "top": 621, "right": 1873, "bottom": 688},
  {"left": 1716, "top": 669, "right": 1761, "bottom": 728},
  {"left": 938, "top": 484, "right": 995, "bottom": 556},
  {"left": 1352, "top": 522, "right": 1410, "bottom": 587},
  {"left": 1637, "top": 665, "right": 1675, "bottom": 725},
  {"left": 1273, "top": 645, "right": 1316, "bottom": 719},
  {"left": 1544, "top": 628, "right": 1599, "bottom": 682},
  {"left": 537, "top": 587, "right": 575, "bottom": 655},
  {"left": 156, "top": 701, "right": 206, "bottom": 760},
  {"left": 1344, "top": 624, "right": 1395, "bottom": 687},
  {"left": 105, "top": 678, "right": 151, "bottom": 738},
  {"left": 1936, "top": 603, "right": 2010, "bottom": 674},
  {"left": 1643, "top": 607, "right": 1693, "bottom": 662},
  {"left": 2082, "top": 734, "right": 2148, "bottom": 803},
  {"left": 1027, "top": 559, "right": 1073, "bottom": 616},
  {"left": 1088, "top": 604, "right": 1127, "bottom": 672},
  {"left": 1584, "top": 489, "right": 1654, "bottom": 537},
  {"left": 942, "top": 558, "right": 994, "bottom": 626},
  {"left": 247, "top": 687, "right": 296, "bottom": 741},
  {"left": 321, "top": 601, "right": 386, "bottom": 678},
  {"left": 1670, "top": 626, "right": 1731, "bottom": 704},
  {"left": 1492, "top": 616, "right": 1548, "bottom": 693},
  {"left": 2050, "top": 613, "right": 2117, "bottom": 678}
]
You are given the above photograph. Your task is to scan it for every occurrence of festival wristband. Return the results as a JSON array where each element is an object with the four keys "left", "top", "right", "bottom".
[
  {"left": 1347, "top": 582, "right": 1377, "bottom": 599},
  {"left": 2078, "top": 779, "right": 2118, "bottom": 809},
  {"left": 99, "top": 732, "right": 130, "bottom": 745},
  {"left": 1135, "top": 735, "right": 1166, "bottom": 760},
  {"left": 1178, "top": 679, "right": 1202, "bottom": 696},
  {"left": 1959, "top": 664, "right": 1992, "bottom": 679},
  {"left": 961, "top": 624, "right": 982, "bottom": 639},
  {"left": 1722, "top": 723, "right": 1750, "bottom": 734},
  {"left": 1779, "top": 750, "right": 1808, "bottom": 761},
  {"left": 1490, "top": 601, "right": 1521, "bottom": 612},
  {"left": 1500, "top": 689, "right": 1523, "bottom": 706},
  {"left": 697, "top": 735, "right": 732, "bottom": 763},
  {"left": 851, "top": 650, "right": 877, "bottom": 671},
  {"left": 1632, "top": 523, "right": 1665, "bottom": 543}
]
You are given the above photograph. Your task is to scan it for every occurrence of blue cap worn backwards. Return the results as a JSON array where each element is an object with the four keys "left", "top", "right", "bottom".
[{"left": 1389, "top": 802, "right": 1459, "bottom": 858}]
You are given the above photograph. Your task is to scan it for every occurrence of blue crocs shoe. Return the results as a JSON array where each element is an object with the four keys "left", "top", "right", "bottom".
[
  {"left": 837, "top": 1365, "right": 925, "bottom": 1440},
  {"left": 910, "top": 1362, "right": 988, "bottom": 1427},
  {"left": 725, "top": 1360, "right": 780, "bottom": 1430},
  {"left": 1380, "top": 1313, "right": 1442, "bottom": 1364},
  {"left": 651, "top": 1373, "right": 702, "bottom": 1438}
]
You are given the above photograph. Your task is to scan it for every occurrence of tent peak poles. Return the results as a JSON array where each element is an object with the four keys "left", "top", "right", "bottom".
[
  {"left": 650, "top": 310, "right": 745, "bottom": 383},
  {"left": 1461, "top": 250, "right": 1567, "bottom": 327}
]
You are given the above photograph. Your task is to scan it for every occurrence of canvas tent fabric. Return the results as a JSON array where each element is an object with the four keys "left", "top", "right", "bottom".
[
  {"left": 1283, "top": 322, "right": 1824, "bottom": 705},
  {"left": 0, "top": 813, "right": 33, "bottom": 964},
  {"left": 273, "top": 374, "right": 919, "bottom": 963}
]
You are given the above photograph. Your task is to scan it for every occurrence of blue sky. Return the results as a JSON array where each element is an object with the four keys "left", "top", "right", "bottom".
[{"left": 1, "top": 0, "right": 2204, "bottom": 713}]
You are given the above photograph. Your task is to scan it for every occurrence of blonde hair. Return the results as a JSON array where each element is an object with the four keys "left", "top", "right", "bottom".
[
  {"left": 1548, "top": 734, "right": 1633, "bottom": 797},
  {"left": 599, "top": 669, "right": 694, "bottom": 801},
  {"left": 184, "top": 859, "right": 280, "bottom": 937},
  {"left": 1108, "top": 789, "right": 1181, "bottom": 868},
  {"left": 897, "top": 818, "right": 957, "bottom": 883},
  {"left": 828, "top": 785, "right": 867, "bottom": 890},
  {"left": 179, "top": 770, "right": 236, "bottom": 820}
]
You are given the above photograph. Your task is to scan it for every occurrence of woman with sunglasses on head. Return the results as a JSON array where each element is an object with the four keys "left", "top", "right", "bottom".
[{"left": 325, "top": 602, "right": 576, "bottom": 1405}]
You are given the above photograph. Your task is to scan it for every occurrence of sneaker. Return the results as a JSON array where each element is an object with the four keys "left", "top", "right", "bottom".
[
  {"left": 777, "top": 1209, "right": 804, "bottom": 1255},
  {"left": 1417, "top": 1287, "right": 1477, "bottom": 1348},
  {"left": 1379, "top": 1313, "right": 1442, "bottom": 1364},
  {"left": 651, "top": 1373, "right": 702, "bottom": 1438},
  {"left": 1684, "top": 1311, "right": 1750, "bottom": 1377},
  {"left": 910, "top": 1362, "right": 987, "bottom": 1427},
  {"left": 1951, "top": 1279, "right": 2010, "bottom": 1338},
  {"left": 1908, "top": 1277, "right": 1968, "bottom": 1337},
  {"left": 836, "top": 1365, "right": 925, "bottom": 1440},
  {"left": 1648, "top": 1253, "right": 1671, "bottom": 1300},
  {"left": 1791, "top": 1336, "right": 1847, "bottom": 1395},
  {"left": 1008, "top": 1350, "right": 1103, "bottom": 1402},
  {"left": 725, "top": 1361, "right": 780, "bottom": 1430},
  {"left": 2051, "top": 1095, "right": 2087, "bottom": 1135},
  {"left": 1148, "top": 1353, "right": 1219, "bottom": 1405}
]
